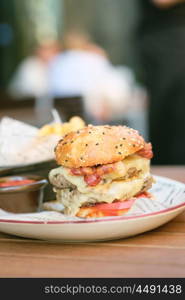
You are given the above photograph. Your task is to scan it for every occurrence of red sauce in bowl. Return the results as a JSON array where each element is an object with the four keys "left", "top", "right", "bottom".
[{"left": 0, "top": 179, "right": 35, "bottom": 188}]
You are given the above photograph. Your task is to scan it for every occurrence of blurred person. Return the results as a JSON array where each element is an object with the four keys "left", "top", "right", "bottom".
[
  {"left": 84, "top": 66, "right": 147, "bottom": 130},
  {"left": 49, "top": 30, "right": 110, "bottom": 97},
  {"left": 8, "top": 40, "right": 60, "bottom": 98},
  {"left": 138, "top": 0, "right": 185, "bottom": 164},
  {"left": 84, "top": 67, "right": 132, "bottom": 123},
  {"left": 49, "top": 29, "right": 146, "bottom": 131},
  {"left": 63, "top": 29, "right": 108, "bottom": 58}
]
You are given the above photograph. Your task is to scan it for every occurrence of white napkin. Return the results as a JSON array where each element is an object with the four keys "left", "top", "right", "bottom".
[{"left": 0, "top": 117, "right": 59, "bottom": 166}]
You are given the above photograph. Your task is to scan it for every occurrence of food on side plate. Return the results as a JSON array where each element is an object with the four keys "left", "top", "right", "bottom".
[
  {"left": 45, "top": 125, "right": 154, "bottom": 218},
  {"left": 38, "top": 116, "right": 85, "bottom": 137},
  {"left": 0, "top": 116, "right": 85, "bottom": 166}
]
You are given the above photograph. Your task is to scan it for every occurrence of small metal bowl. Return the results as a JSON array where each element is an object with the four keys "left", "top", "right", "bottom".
[
  {"left": 0, "top": 175, "right": 48, "bottom": 213},
  {"left": 0, "top": 159, "right": 57, "bottom": 201}
]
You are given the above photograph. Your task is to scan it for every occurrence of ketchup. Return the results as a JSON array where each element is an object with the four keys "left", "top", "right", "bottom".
[{"left": 0, "top": 179, "right": 35, "bottom": 188}]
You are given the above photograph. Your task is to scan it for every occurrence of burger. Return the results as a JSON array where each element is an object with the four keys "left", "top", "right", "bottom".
[{"left": 47, "top": 125, "right": 154, "bottom": 218}]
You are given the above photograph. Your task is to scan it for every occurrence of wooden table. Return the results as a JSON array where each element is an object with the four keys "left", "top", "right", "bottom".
[{"left": 0, "top": 166, "right": 185, "bottom": 278}]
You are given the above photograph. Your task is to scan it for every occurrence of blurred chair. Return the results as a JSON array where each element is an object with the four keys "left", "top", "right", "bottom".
[
  {"left": 0, "top": 90, "right": 37, "bottom": 125},
  {"left": 53, "top": 96, "right": 85, "bottom": 122}
]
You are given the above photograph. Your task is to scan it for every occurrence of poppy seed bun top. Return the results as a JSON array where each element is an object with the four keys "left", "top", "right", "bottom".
[{"left": 55, "top": 125, "right": 145, "bottom": 168}]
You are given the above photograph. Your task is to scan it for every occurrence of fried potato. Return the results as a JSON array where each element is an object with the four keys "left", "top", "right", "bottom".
[
  {"left": 38, "top": 116, "right": 85, "bottom": 137},
  {"left": 38, "top": 124, "right": 54, "bottom": 136}
]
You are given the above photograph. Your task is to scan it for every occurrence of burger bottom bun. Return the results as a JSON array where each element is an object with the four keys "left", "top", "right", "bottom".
[{"left": 76, "top": 206, "right": 131, "bottom": 218}]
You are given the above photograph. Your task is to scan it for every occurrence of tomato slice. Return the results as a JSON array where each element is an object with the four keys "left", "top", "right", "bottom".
[
  {"left": 80, "top": 199, "right": 135, "bottom": 217},
  {"left": 94, "top": 198, "right": 135, "bottom": 211},
  {"left": 79, "top": 193, "right": 152, "bottom": 217}
]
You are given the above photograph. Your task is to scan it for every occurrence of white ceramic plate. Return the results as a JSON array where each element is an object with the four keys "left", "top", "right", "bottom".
[{"left": 0, "top": 175, "right": 185, "bottom": 242}]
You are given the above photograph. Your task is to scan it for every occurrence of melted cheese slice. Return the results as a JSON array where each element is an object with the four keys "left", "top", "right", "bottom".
[
  {"left": 55, "top": 173, "right": 151, "bottom": 215},
  {"left": 49, "top": 155, "right": 151, "bottom": 215},
  {"left": 50, "top": 154, "right": 150, "bottom": 195}
]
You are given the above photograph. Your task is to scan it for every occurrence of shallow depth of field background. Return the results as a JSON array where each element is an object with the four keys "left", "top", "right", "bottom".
[{"left": 0, "top": 0, "right": 185, "bottom": 165}]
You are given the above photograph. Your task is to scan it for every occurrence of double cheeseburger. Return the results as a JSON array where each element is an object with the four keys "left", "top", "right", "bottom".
[{"left": 48, "top": 125, "right": 154, "bottom": 218}]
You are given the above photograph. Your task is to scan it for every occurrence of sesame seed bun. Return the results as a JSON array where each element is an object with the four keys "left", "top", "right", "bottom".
[{"left": 55, "top": 125, "right": 145, "bottom": 168}]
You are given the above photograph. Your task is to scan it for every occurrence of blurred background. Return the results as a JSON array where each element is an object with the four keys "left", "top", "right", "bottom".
[{"left": 1, "top": 0, "right": 185, "bottom": 165}]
